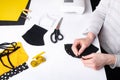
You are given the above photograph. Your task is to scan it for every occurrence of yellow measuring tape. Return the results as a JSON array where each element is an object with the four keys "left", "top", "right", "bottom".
[{"left": 30, "top": 51, "right": 46, "bottom": 67}]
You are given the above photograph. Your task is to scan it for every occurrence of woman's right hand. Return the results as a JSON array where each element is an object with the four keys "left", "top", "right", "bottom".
[{"left": 71, "top": 32, "right": 96, "bottom": 56}]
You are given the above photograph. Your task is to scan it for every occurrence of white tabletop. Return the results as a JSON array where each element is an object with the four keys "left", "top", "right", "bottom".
[{"left": 0, "top": 0, "right": 107, "bottom": 80}]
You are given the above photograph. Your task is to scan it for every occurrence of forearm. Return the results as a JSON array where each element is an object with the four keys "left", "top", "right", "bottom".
[
  {"left": 103, "top": 53, "right": 120, "bottom": 69},
  {"left": 104, "top": 54, "right": 116, "bottom": 66},
  {"left": 86, "top": 32, "right": 96, "bottom": 45}
]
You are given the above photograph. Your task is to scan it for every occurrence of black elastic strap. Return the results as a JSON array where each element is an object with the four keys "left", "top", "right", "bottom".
[
  {"left": 0, "top": 58, "right": 13, "bottom": 69},
  {"left": 0, "top": 47, "right": 20, "bottom": 69},
  {"left": 0, "top": 42, "right": 20, "bottom": 69},
  {"left": 7, "top": 54, "right": 14, "bottom": 68}
]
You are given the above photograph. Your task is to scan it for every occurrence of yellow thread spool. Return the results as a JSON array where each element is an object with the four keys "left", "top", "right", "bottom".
[{"left": 31, "top": 51, "right": 46, "bottom": 67}]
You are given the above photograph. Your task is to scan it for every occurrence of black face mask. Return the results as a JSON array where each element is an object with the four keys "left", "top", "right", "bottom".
[
  {"left": 64, "top": 44, "right": 77, "bottom": 57},
  {"left": 64, "top": 44, "right": 99, "bottom": 58},
  {"left": 22, "top": 24, "right": 47, "bottom": 46}
]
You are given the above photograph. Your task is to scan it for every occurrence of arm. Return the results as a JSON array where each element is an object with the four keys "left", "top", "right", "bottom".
[
  {"left": 84, "top": 0, "right": 110, "bottom": 36},
  {"left": 72, "top": 0, "right": 110, "bottom": 56},
  {"left": 81, "top": 53, "right": 116, "bottom": 70}
]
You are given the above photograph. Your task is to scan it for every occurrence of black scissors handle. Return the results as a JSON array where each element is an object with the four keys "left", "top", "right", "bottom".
[{"left": 50, "top": 29, "right": 64, "bottom": 43}]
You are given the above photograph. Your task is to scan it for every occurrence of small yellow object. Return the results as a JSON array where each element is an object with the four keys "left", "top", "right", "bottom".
[{"left": 31, "top": 51, "right": 46, "bottom": 67}]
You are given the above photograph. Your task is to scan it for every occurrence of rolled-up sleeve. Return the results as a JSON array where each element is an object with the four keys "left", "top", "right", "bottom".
[{"left": 110, "top": 55, "right": 120, "bottom": 69}]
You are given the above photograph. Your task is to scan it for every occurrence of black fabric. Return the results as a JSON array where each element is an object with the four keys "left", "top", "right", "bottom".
[
  {"left": 0, "top": 0, "right": 31, "bottom": 25},
  {"left": 101, "top": 47, "right": 120, "bottom": 80},
  {"left": 104, "top": 65, "right": 120, "bottom": 80},
  {"left": 0, "top": 62, "right": 29, "bottom": 80},
  {"left": 90, "top": 0, "right": 100, "bottom": 11},
  {"left": 64, "top": 44, "right": 99, "bottom": 58},
  {"left": 22, "top": 24, "right": 48, "bottom": 46}
]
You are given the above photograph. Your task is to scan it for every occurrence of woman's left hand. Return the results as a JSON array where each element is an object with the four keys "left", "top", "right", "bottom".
[{"left": 81, "top": 53, "right": 115, "bottom": 70}]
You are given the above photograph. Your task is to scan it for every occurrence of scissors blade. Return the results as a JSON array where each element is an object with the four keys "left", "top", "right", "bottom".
[{"left": 56, "top": 17, "right": 63, "bottom": 30}]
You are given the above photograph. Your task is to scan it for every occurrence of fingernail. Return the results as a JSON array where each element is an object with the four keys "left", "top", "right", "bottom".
[
  {"left": 81, "top": 56, "right": 84, "bottom": 58},
  {"left": 81, "top": 56, "right": 86, "bottom": 59}
]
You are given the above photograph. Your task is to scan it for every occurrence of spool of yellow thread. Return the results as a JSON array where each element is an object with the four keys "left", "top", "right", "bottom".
[{"left": 31, "top": 51, "right": 46, "bottom": 67}]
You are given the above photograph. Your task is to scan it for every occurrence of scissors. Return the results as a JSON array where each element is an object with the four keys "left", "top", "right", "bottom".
[{"left": 50, "top": 17, "right": 64, "bottom": 43}]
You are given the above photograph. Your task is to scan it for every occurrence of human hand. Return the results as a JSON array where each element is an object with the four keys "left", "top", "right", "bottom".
[
  {"left": 81, "top": 53, "right": 116, "bottom": 70},
  {"left": 71, "top": 37, "right": 91, "bottom": 56},
  {"left": 71, "top": 32, "right": 96, "bottom": 56}
]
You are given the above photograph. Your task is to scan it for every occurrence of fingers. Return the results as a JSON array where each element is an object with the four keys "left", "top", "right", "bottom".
[
  {"left": 81, "top": 56, "right": 98, "bottom": 69},
  {"left": 71, "top": 43, "right": 79, "bottom": 56},
  {"left": 71, "top": 39, "right": 81, "bottom": 56},
  {"left": 82, "top": 61, "right": 102, "bottom": 70},
  {"left": 78, "top": 45, "right": 86, "bottom": 55},
  {"left": 81, "top": 54, "right": 94, "bottom": 64},
  {"left": 82, "top": 53, "right": 94, "bottom": 59},
  {"left": 72, "top": 44, "right": 87, "bottom": 56},
  {"left": 71, "top": 39, "right": 87, "bottom": 56},
  {"left": 81, "top": 53, "right": 103, "bottom": 70}
]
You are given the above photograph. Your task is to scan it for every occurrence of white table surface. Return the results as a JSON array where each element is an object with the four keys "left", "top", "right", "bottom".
[{"left": 0, "top": 0, "right": 107, "bottom": 80}]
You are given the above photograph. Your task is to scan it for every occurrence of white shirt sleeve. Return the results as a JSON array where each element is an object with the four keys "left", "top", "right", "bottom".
[
  {"left": 83, "top": 0, "right": 110, "bottom": 36},
  {"left": 110, "top": 55, "right": 120, "bottom": 69}
]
